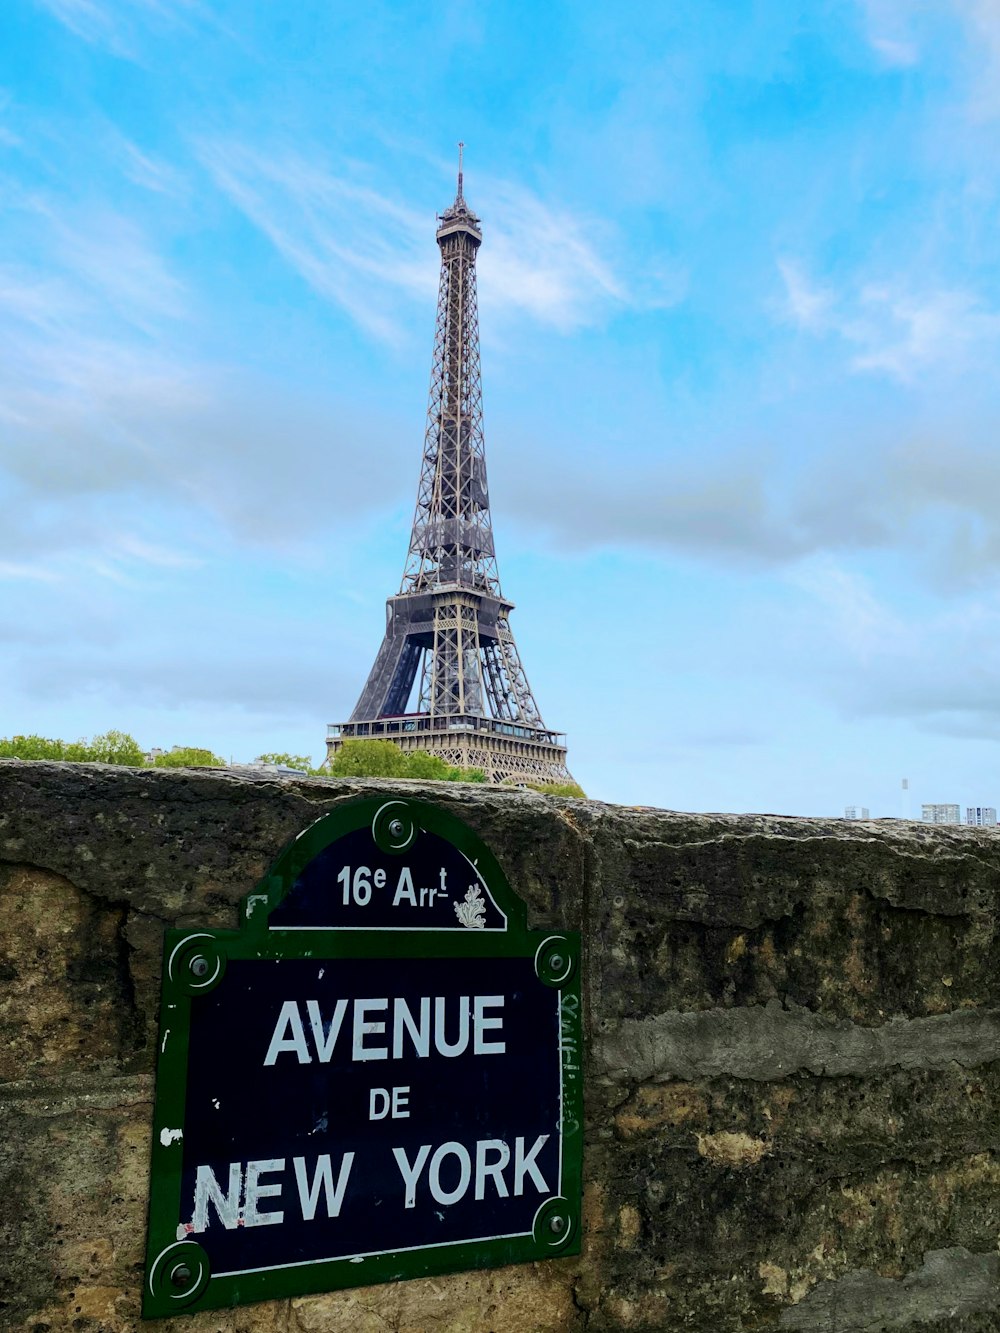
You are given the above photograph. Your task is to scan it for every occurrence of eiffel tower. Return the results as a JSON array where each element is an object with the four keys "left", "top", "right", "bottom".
[{"left": 327, "top": 149, "right": 573, "bottom": 785}]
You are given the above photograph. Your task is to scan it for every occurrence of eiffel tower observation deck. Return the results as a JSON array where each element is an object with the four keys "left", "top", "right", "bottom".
[{"left": 327, "top": 149, "right": 573, "bottom": 785}]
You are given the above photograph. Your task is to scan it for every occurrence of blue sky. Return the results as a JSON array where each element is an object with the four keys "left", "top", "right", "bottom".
[{"left": 2, "top": 0, "right": 1000, "bottom": 816}]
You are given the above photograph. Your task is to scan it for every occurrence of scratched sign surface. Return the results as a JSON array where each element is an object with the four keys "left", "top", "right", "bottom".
[{"left": 143, "top": 798, "right": 582, "bottom": 1318}]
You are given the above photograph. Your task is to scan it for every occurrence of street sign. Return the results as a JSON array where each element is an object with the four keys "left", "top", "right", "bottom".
[{"left": 142, "top": 797, "right": 582, "bottom": 1318}]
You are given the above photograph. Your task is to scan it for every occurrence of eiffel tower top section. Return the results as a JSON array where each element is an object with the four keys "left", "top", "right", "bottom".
[{"left": 400, "top": 143, "right": 499, "bottom": 597}]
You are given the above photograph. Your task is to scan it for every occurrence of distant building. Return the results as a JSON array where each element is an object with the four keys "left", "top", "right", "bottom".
[
  {"left": 921, "top": 804, "right": 961, "bottom": 825},
  {"left": 844, "top": 806, "right": 870, "bottom": 819},
  {"left": 966, "top": 807, "right": 997, "bottom": 827}
]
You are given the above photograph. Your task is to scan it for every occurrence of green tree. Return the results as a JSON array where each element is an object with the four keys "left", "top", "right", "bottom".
[
  {"left": 402, "top": 751, "right": 460, "bottom": 781},
  {"left": 327, "top": 739, "right": 410, "bottom": 778},
  {"left": 0, "top": 731, "right": 145, "bottom": 764},
  {"left": 153, "top": 746, "right": 226, "bottom": 769},
  {"left": 524, "top": 780, "right": 588, "bottom": 799},
  {"left": 0, "top": 734, "right": 68, "bottom": 761},
  {"left": 82, "top": 729, "right": 145, "bottom": 766},
  {"left": 255, "top": 752, "right": 312, "bottom": 771},
  {"left": 327, "top": 740, "right": 491, "bottom": 783}
]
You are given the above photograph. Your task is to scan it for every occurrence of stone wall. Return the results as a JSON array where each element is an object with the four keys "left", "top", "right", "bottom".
[{"left": 1, "top": 761, "right": 998, "bottom": 1333}]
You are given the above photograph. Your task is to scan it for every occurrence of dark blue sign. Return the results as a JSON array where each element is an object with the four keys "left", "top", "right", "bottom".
[
  {"left": 269, "top": 824, "right": 507, "bottom": 931},
  {"left": 178, "top": 956, "right": 560, "bottom": 1273},
  {"left": 143, "top": 797, "right": 582, "bottom": 1318}
]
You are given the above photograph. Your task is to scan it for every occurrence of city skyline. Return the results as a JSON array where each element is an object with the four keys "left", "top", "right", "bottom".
[{"left": 2, "top": 2, "right": 1000, "bottom": 814}]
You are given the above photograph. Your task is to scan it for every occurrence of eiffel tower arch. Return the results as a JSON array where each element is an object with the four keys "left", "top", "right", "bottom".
[{"left": 327, "top": 150, "right": 573, "bottom": 786}]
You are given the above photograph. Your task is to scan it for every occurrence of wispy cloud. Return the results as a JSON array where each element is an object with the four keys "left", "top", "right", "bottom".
[
  {"left": 13, "top": 633, "right": 353, "bottom": 717},
  {"left": 198, "top": 141, "right": 630, "bottom": 342},
  {"left": 776, "top": 259, "right": 835, "bottom": 331},
  {"left": 0, "top": 89, "right": 22, "bottom": 147},
  {"left": 859, "top": 0, "right": 1000, "bottom": 116},
  {"left": 502, "top": 407, "right": 1000, "bottom": 596},
  {"left": 816, "top": 583, "right": 1000, "bottom": 736},
  {"left": 35, "top": 0, "right": 121, "bottom": 49},
  {"left": 788, "top": 557, "right": 904, "bottom": 659},
  {"left": 110, "top": 131, "right": 188, "bottom": 197},
  {"left": 851, "top": 284, "right": 1000, "bottom": 377},
  {"left": 197, "top": 142, "right": 433, "bottom": 343},
  {"left": 114, "top": 535, "right": 203, "bottom": 568},
  {"left": 0, "top": 561, "right": 62, "bottom": 583},
  {"left": 859, "top": 0, "right": 922, "bottom": 65},
  {"left": 0, "top": 215, "right": 413, "bottom": 566},
  {"left": 955, "top": 0, "right": 1000, "bottom": 118},
  {"left": 0, "top": 192, "right": 202, "bottom": 526},
  {"left": 476, "top": 180, "right": 627, "bottom": 332},
  {"left": 0, "top": 189, "right": 187, "bottom": 334},
  {"left": 35, "top": 0, "right": 206, "bottom": 58},
  {"left": 778, "top": 259, "right": 1000, "bottom": 381},
  {"left": 54, "top": 212, "right": 185, "bottom": 326}
]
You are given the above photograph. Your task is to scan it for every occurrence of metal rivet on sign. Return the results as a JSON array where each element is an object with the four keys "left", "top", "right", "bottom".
[
  {"left": 549, "top": 953, "right": 564, "bottom": 972},
  {"left": 169, "top": 1263, "right": 192, "bottom": 1289},
  {"left": 189, "top": 956, "right": 209, "bottom": 978},
  {"left": 548, "top": 1215, "right": 566, "bottom": 1236},
  {"left": 388, "top": 819, "right": 405, "bottom": 837}
]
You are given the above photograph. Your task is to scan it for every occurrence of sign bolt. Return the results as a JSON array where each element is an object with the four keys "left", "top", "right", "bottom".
[
  {"left": 549, "top": 953, "right": 564, "bottom": 972},
  {"left": 388, "top": 819, "right": 405, "bottom": 837},
  {"left": 549, "top": 1215, "right": 566, "bottom": 1236},
  {"left": 169, "top": 1263, "right": 192, "bottom": 1289},
  {"left": 190, "top": 956, "right": 209, "bottom": 978}
]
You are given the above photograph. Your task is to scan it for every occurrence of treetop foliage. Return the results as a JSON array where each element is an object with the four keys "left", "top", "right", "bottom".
[
  {"left": 0, "top": 733, "right": 581, "bottom": 793},
  {"left": 523, "top": 780, "right": 588, "bottom": 799},
  {"left": 152, "top": 746, "right": 226, "bottom": 769},
  {"left": 0, "top": 733, "right": 222, "bottom": 768},
  {"left": 325, "top": 739, "right": 487, "bottom": 783},
  {"left": 0, "top": 731, "right": 146, "bottom": 765}
]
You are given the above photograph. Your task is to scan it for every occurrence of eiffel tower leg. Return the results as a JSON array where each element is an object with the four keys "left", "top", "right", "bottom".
[{"left": 348, "top": 634, "right": 421, "bottom": 723}]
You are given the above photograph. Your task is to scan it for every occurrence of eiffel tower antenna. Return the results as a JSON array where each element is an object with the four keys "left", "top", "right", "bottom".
[{"left": 327, "top": 152, "right": 573, "bottom": 785}]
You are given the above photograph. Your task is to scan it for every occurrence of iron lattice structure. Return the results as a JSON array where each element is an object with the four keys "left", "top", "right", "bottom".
[{"left": 327, "top": 153, "right": 573, "bottom": 785}]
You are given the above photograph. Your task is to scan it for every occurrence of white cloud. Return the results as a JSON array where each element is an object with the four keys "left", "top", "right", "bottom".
[
  {"left": 35, "top": 0, "right": 121, "bottom": 48},
  {"left": 198, "top": 141, "right": 630, "bottom": 342},
  {"left": 777, "top": 258, "right": 835, "bottom": 330},
  {"left": 110, "top": 132, "right": 188, "bottom": 197},
  {"left": 955, "top": 0, "right": 1000, "bottom": 118},
  {"left": 114, "top": 535, "right": 203, "bottom": 568},
  {"left": 197, "top": 142, "right": 433, "bottom": 344},
  {"left": 476, "top": 180, "right": 627, "bottom": 332},
  {"left": 34, "top": 0, "right": 205, "bottom": 57},
  {"left": 777, "top": 259, "right": 1000, "bottom": 381},
  {"left": 0, "top": 562, "right": 62, "bottom": 583},
  {"left": 0, "top": 169, "right": 415, "bottom": 580},
  {"left": 766, "top": 547, "right": 1000, "bottom": 741},
  {"left": 0, "top": 192, "right": 187, "bottom": 338},
  {"left": 859, "top": 0, "right": 1000, "bottom": 114},
  {"left": 55, "top": 212, "right": 186, "bottom": 326},
  {"left": 0, "top": 89, "right": 22, "bottom": 147},
  {"left": 787, "top": 558, "right": 904, "bottom": 660},
  {"left": 859, "top": 0, "right": 921, "bottom": 65},
  {"left": 833, "top": 592, "right": 1000, "bottom": 735},
  {"left": 851, "top": 285, "right": 1000, "bottom": 378}
]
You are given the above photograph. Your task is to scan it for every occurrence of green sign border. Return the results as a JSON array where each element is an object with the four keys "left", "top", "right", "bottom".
[{"left": 142, "top": 796, "right": 583, "bottom": 1319}]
